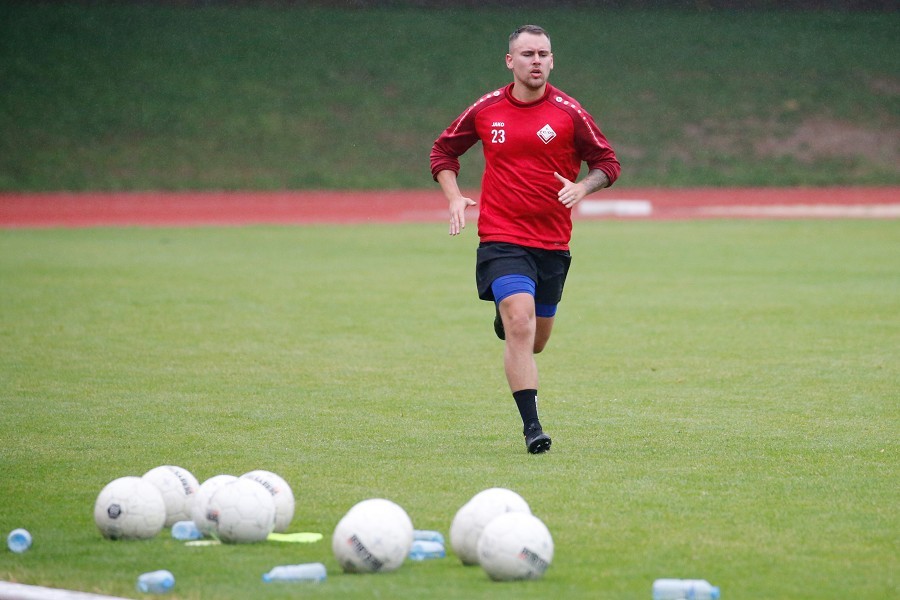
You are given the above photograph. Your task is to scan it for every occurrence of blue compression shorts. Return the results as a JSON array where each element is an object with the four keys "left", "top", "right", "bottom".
[{"left": 491, "top": 274, "right": 558, "bottom": 318}]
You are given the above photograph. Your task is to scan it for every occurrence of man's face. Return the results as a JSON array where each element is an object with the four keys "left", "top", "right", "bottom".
[{"left": 506, "top": 32, "right": 553, "bottom": 91}]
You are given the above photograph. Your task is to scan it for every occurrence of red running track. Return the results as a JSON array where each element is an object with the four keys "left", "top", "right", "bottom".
[{"left": 1, "top": 188, "right": 898, "bottom": 228}]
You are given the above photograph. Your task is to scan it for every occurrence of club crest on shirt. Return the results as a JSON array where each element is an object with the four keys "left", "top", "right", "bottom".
[{"left": 537, "top": 124, "right": 556, "bottom": 144}]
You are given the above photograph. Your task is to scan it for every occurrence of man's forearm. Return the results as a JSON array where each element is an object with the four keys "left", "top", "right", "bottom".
[{"left": 579, "top": 169, "right": 610, "bottom": 195}]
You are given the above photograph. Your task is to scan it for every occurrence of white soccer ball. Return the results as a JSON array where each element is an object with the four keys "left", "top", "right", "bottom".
[
  {"left": 94, "top": 476, "right": 167, "bottom": 540},
  {"left": 191, "top": 474, "right": 237, "bottom": 536},
  {"left": 142, "top": 465, "right": 200, "bottom": 527},
  {"left": 332, "top": 498, "right": 414, "bottom": 573},
  {"left": 240, "top": 470, "right": 295, "bottom": 533},
  {"left": 477, "top": 512, "right": 554, "bottom": 581},
  {"left": 205, "top": 478, "right": 276, "bottom": 543},
  {"left": 449, "top": 487, "right": 531, "bottom": 566}
]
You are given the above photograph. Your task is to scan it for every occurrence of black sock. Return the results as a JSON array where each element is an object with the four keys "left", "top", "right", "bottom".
[{"left": 513, "top": 389, "right": 540, "bottom": 432}]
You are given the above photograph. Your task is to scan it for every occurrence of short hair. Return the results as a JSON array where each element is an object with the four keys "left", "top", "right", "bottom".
[{"left": 509, "top": 25, "right": 551, "bottom": 46}]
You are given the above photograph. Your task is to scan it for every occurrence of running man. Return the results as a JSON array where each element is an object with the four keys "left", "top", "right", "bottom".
[{"left": 430, "top": 24, "right": 621, "bottom": 454}]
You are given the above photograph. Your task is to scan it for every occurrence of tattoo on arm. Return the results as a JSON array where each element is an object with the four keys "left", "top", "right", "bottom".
[{"left": 580, "top": 169, "right": 610, "bottom": 195}]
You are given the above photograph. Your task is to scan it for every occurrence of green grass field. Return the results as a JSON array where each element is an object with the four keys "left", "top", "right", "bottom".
[
  {"left": 1, "top": 5, "right": 898, "bottom": 190},
  {"left": 1, "top": 220, "right": 897, "bottom": 599}
]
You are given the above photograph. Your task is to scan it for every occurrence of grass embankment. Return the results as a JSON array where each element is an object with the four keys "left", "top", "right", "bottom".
[{"left": 1, "top": 5, "right": 897, "bottom": 190}]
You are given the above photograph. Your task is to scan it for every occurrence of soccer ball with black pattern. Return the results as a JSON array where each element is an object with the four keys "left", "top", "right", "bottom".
[
  {"left": 477, "top": 511, "right": 554, "bottom": 581},
  {"left": 331, "top": 498, "right": 414, "bottom": 573},
  {"left": 93, "top": 476, "right": 167, "bottom": 540}
]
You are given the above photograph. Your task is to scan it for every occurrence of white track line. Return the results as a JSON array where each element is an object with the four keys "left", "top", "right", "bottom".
[
  {"left": 578, "top": 200, "right": 900, "bottom": 219},
  {"left": 578, "top": 200, "right": 653, "bottom": 217},
  {"left": 0, "top": 582, "right": 129, "bottom": 600},
  {"left": 695, "top": 204, "right": 900, "bottom": 218}
]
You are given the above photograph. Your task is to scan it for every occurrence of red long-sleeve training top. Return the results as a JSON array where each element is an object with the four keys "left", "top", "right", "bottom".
[{"left": 431, "top": 83, "right": 620, "bottom": 251}]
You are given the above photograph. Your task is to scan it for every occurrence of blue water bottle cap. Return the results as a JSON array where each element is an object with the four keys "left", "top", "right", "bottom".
[
  {"left": 7, "top": 529, "right": 32, "bottom": 553},
  {"left": 711, "top": 586, "right": 721, "bottom": 599}
]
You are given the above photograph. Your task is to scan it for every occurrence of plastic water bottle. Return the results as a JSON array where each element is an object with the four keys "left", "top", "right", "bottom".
[
  {"left": 171, "top": 520, "right": 202, "bottom": 541},
  {"left": 408, "top": 540, "right": 446, "bottom": 560},
  {"left": 7, "top": 528, "right": 32, "bottom": 553},
  {"left": 652, "top": 578, "right": 720, "bottom": 600},
  {"left": 136, "top": 570, "right": 175, "bottom": 594},
  {"left": 262, "top": 562, "right": 327, "bottom": 583},
  {"left": 413, "top": 529, "right": 445, "bottom": 545}
]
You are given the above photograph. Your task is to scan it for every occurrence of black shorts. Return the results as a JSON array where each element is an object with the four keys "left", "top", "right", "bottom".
[{"left": 475, "top": 242, "right": 572, "bottom": 304}]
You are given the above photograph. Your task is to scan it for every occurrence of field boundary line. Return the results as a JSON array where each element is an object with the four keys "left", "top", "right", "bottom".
[{"left": 1, "top": 187, "right": 897, "bottom": 229}]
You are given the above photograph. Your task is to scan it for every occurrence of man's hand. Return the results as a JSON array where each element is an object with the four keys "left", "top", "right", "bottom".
[
  {"left": 449, "top": 194, "right": 477, "bottom": 236},
  {"left": 554, "top": 172, "right": 587, "bottom": 208},
  {"left": 555, "top": 169, "right": 610, "bottom": 208},
  {"left": 436, "top": 170, "right": 477, "bottom": 236}
]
